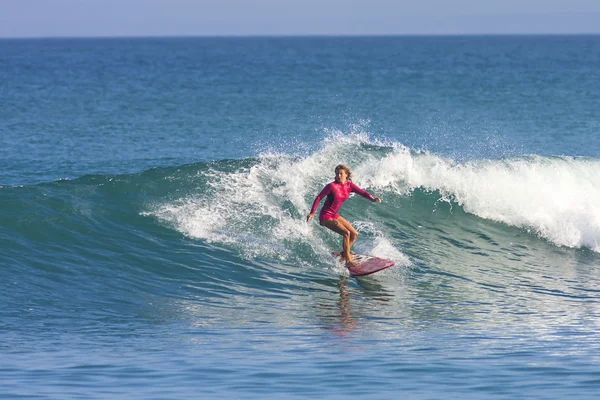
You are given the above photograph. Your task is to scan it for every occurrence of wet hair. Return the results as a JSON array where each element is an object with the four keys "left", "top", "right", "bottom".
[{"left": 335, "top": 164, "right": 353, "bottom": 181}]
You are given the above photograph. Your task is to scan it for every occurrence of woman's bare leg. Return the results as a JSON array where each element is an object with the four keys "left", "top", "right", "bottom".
[
  {"left": 320, "top": 218, "right": 357, "bottom": 266},
  {"left": 336, "top": 216, "right": 358, "bottom": 254}
]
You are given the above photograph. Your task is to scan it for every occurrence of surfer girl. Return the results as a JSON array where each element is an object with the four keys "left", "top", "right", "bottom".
[{"left": 307, "top": 164, "right": 381, "bottom": 266}]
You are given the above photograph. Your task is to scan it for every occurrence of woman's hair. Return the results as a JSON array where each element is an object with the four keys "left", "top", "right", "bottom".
[{"left": 335, "top": 164, "right": 353, "bottom": 181}]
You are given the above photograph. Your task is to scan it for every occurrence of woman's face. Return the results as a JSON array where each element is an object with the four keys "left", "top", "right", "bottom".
[{"left": 335, "top": 168, "right": 348, "bottom": 183}]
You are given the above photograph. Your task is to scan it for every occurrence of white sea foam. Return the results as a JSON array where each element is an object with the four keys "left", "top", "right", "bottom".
[
  {"left": 373, "top": 147, "right": 600, "bottom": 252},
  {"left": 149, "top": 132, "right": 600, "bottom": 257}
]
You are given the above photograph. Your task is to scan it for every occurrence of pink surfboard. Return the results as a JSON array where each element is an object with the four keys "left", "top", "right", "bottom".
[{"left": 332, "top": 252, "right": 395, "bottom": 276}]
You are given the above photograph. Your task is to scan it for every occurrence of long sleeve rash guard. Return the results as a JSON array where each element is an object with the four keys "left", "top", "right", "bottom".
[{"left": 310, "top": 181, "right": 376, "bottom": 223}]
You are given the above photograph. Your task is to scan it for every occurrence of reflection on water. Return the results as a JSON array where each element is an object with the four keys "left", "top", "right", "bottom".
[
  {"left": 334, "top": 277, "right": 357, "bottom": 335},
  {"left": 315, "top": 274, "right": 397, "bottom": 337}
]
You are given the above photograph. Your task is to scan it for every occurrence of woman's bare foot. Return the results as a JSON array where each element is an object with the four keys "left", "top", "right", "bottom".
[{"left": 343, "top": 254, "right": 359, "bottom": 268}]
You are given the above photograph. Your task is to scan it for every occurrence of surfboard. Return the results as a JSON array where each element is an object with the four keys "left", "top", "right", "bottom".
[{"left": 332, "top": 252, "right": 395, "bottom": 276}]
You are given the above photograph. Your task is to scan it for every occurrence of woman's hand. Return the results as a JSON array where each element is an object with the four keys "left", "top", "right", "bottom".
[
  {"left": 306, "top": 213, "right": 314, "bottom": 222},
  {"left": 374, "top": 197, "right": 382, "bottom": 203}
]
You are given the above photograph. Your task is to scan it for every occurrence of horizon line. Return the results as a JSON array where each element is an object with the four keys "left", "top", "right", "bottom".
[{"left": 2, "top": 32, "right": 600, "bottom": 40}]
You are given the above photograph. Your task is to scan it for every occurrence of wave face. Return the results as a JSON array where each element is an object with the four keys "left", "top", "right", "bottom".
[
  {"left": 5, "top": 132, "right": 599, "bottom": 313},
  {"left": 3, "top": 134, "right": 600, "bottom": 290}
]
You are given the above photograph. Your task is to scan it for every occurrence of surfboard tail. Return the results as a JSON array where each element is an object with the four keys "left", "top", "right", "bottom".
[{"left": 332, "top": 252, "right": 395, "bottom": 276}]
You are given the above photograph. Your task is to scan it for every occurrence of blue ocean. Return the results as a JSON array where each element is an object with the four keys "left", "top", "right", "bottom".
[{"left": 2, "top": 36, "right": 600, "bottom": 399}]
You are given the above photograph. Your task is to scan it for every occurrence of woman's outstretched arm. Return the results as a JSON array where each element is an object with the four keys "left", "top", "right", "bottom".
[{"left": 349, "top": 182, "right": 381, "bottom": 203}]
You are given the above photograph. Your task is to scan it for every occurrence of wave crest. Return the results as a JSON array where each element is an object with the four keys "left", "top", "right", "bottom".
[{"left": 146, "top": 133, "right": 600, "bottom": 254}]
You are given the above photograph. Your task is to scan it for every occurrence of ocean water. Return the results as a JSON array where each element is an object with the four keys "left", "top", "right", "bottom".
[{"left": 2, "top": 35, "right": 600, "bottom": 399}]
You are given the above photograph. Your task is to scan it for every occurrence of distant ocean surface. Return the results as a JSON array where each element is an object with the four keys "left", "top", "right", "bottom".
[{"left": 2, "top": 35, "right": 600, "bottom": 399}]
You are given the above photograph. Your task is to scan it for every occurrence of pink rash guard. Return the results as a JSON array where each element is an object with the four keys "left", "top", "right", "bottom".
[{"left": 310, "top": 181, "right": 376, "bottom": 223}]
